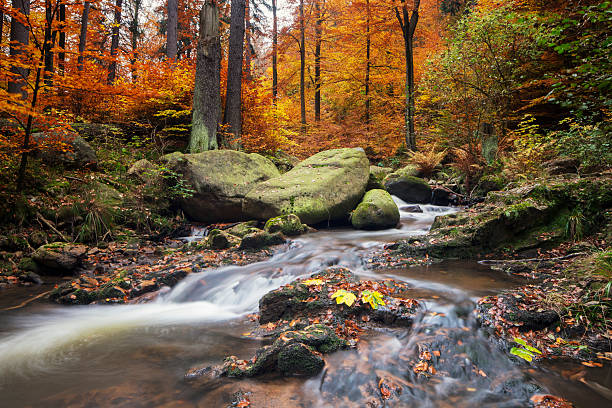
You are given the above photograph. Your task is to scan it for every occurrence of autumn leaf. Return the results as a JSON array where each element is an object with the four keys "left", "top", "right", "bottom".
[
  {"left": 302, "top": 278, "right": 325, "bottom": 286},
  {"left": 361, "top": 290, "right": 385, "bottom": 309},
  {"left": 331, "top": 289, "right": 356, "bottom": 307}
]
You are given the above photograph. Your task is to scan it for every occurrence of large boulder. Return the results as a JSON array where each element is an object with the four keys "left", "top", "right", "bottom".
[
  {"left": 351, "top": 189, "right": 400, "bottom": 230},
  {"left": 383, "top": 166, "right": 431, "bottom": 203},
  {"left": 32, "top": 130, "right": 97, "bottom": 167},
  {"left": 162, "top": 150, "right": 280, "bottom": 223},
  {"left": 243, "top": 148, "right": 370, "bottom": 225},
  {"left": 32, "top": 242, "right": 88, "bottom": 275}
]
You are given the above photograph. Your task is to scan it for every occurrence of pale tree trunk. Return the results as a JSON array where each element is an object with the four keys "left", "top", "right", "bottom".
[
  {"left": 395, "top": 0, "right": 419, "bottom": 151},
  {"left": 365, "top": 0, "right": 370, "bottom": 125},
  {"left": 77, "top": 1, "right": 90, "bottom": 71},
  {"left": 222, "top": 0, "right": 245, "bottom": 145},
  {"left": 314, "top": 0, "right": 322, "bottom": 122},
  {"left": 244, "top": 0, "right": 251, "bottom": 80},
  {"left": 58, "top": 2, "right": 65, "bottom": 74},
  {"left": 0, "top": 2, "right": 4, "bottom": 45},
  {"left": 166, "top": 0, "right": 178, "bottom": 59},
  {"left": 299, "top": 0, "right": 306, "bottom": 129},
  {"left": 8, "top": 0, "right": 30, "bottom": 99},
  {"left": 107, "top": 0, "right": 122, "bottom": 84},
  {"left": 189, "top": 0, "right": 221, "bottom": 152},
  {"left": 272, "top": 0, "right": 277, "bottom": 101}
]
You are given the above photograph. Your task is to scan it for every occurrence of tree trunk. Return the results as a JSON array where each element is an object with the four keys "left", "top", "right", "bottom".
[
  {"left": 299, "top": 0, "right": 306, "bottom": 129},
  {"left": 314, "top": 0, "right": 321, "bottom": 122},
  {"left": 189, "top": 0, "right": 221, "bottom": 152},
  {"left": 8, "top": 0, "right": 30, "bottom": 99},
  {"left": 166, "top": 0, "right": 178, "bottom": 59},
  {"left": 43, "top": 0, "right": 54, "bottom": 86},
  {"left": 365, "top": 0, "right": 370, "bottom": 125},
  {"left": 77, "top": 1, "right": 90, "bottom": 71},
  {"left": 222, "top": 0, "right": 246, "bottom": 145},
  {"left": 0, "top": 4, "right": 4, "bottom": 45},
  {"left": 129, "top": 0, "right": 141, "bottom": 79},
  {"left": 244, "top": 0, "right": 251, "bottom": 80},
  {"left": 107, "top": 0, "right": 122, "bottom": 84},
  {"left": 272, "top": 0, "right": 278, "bottom": 101},
  {"left": 395, "top": 0, "right": 419, "bottom": 151},
  {"left": 58, "top": 2, "right": 65, "bottom": 74}
]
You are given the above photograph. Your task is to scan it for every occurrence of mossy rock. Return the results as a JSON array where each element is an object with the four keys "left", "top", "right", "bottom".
[
  {"left": 226, "top": 221, "right": 260, "bottom": 238},
  {"left": 32, "top": 130, "right": 98, "bottom": 168},
  {"left": 264, "top": 214, "right": 308, "bottom": 236},
  {"left": 127, "top": 159, "right": 159, "bottom": 183},
  {"left": 367, "top": 166, "right": 393, "bottom": 190},
  {"left": 161, "top": 150, "right": 280, "bottom": 223},
  {"left": 239, "top": 230, "right": 285, "bottom": 250},
  {"left": 351, "top": 189, "right": 400, "bottom": 230},
  {"left": 383, "top": 167, "right": 431, "bottom": 203},
  {"left": 18, "top": 257, "right": 39, "bottom": 273},
  {"left": 277, "top": 343, "right": 324, "bottom": 376},
  {"left": 243, "top": 148, "right": 370, "bottom": 225},
  {"left": 32, "top": 242, "right": 88, "bottom": 275},
  {"left": 206, "top": 229, "right": 241, "bottom": 250}
]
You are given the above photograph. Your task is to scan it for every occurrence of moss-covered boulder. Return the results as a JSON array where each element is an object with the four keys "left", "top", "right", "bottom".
[
  {"left": 205, "top": 229, "right": 240, "bottom": 250},
  {"left": 32, "top": 130, "right": 97, "bottom": 168},
  {"left": 239, "top": 230, "right": 286, "bottom": 250},
  {"left": 162, "top": 150, "right": 280, "bottom": 223},
  {"left": 367, "top": 166, "right": 393, "bottom": 190},
  {"left": 226, "top": 221, "right": 260, "bottom": 238},
  {"left": 243, "top": 148, "right": 370, "bottom": 225},
  {"left": 32, "top": 242, "right": 88, "bottom": 275},
  {"left": 383, "top": 166, "right": 431, "bottom": 203},
  {"left": 127, "top": 159, "right": 158, "bottom": 183},
  {"left": 264, "top": 214, "right": 308, "bottom": 236},
  {"left": 351, "top": 189, "right": 400, "bottom": 230}
]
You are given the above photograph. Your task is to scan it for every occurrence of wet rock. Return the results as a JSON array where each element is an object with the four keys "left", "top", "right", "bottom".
[
  {"left": 19, "top": 271, "right": 43, "bottom": 285},
  {"left": 18, "top": 257, "right": 39, "bottom": 273},
  {"left": 162, "top": 150, "right": 280, "bottom": 223},
  {"left": 239, "top": 231, "right": 285, "bottom": 250},
  {"left": 477, "top": 294, "right": 559, "bottom": 332},
  {"left": 32, "top": 130, "right": 97, "bottom": 168},
  {"left": 243, "top": 148, "right": 370, "bottom": 225},
  {"left": 383, "top": 167, "right": 431, "bottom": 204},
  {"left": 264, "top": 214, "right": 308, "bottom": 236},
  {"left": 277, "top": 343, "right": 324, "bottom": 376},
  {"left": 32, "top": 242, "right": 88, "bottom": 275},
  {"left": 431, "top": 187, "right": 456, "bottom": 206},
  {"left": 351, "top": 189, "right": 400, "bottom": 230},
  {"left": 401, "top": 205, "right": 422, "bottom": 213}
]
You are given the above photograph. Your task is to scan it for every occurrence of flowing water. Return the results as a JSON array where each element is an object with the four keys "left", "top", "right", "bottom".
[{"left": 0, "top": 198, "right": 610, "bottom": 407}]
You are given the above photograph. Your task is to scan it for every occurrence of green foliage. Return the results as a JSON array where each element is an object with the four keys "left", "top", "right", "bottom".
[
  {"left": 510, "top": 337, "right": 542, "bottom": 362},
  {"left": 551, "top": 118, "right": 612, "bottom": 170},
  {"left": 361, "top": 290, "right": 385, "bottom": 310},
  {"left": 331, "top": 289, "right": 357, "bottom": 307},
  {"left": 545, "top": 2, "right": 612, "bottom": 118},
  {"left": 564, "top": 210, "right": 585, "bottom": 241}
]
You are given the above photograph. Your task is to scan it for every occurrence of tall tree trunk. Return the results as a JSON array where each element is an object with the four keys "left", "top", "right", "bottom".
[
  {"left": 272, "top": 0, "right": 277, "bottom": 101},
  {"left": 189, "top": 0, "right": 221, "bottom": 152},
  {"left": 299, "top": 0, "right": 306, "bottom": 129},
  {"left": 166, "top": 0, "right": 178, "bottom": 59},
  {"left": 0, "top": 3, "right": 4, "bottom": 45},
  {"left": 107, "top": 0, "right": 122, "bottom": 84},
  {"left": 314, "top": 0, "right": 321, "bottom": 122},
  {"left": 244, "top": 0, "right": 251, "bottom": 80},
  {"left": 129, "top": 0, "right": 141, "bottom": 79},
  {"left": 57, "top": 2, "right": 65, "bottom": 74},
  {"left": 395, "top": 0, "right": 419, "bottom": 151},
  {"left": 222, "top": 0, "right": 245, "bottom": 145},
  {"left": 77, "top": 1, "right": 90, "bottom": 71},
  {"left": 43, "top": 0, "right": 54, "bottom": 86},
  {"left": 365, "top": 0, "right": 370, "bottom": 125},
  {"left": 8, "top": 0, "right": 30, "bottom": 99}
]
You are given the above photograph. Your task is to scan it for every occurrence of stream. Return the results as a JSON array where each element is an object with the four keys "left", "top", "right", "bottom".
[{"left": 0, "top": 198, "right": 610, "bottom": 407}]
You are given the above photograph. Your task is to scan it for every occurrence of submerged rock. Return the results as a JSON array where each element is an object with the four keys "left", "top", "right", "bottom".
[
  {"left": 162, "top": 150, "right": 280, "bottom": 223},
  {"left": 264, "top": 214, "right": 308, "bottom": 236},
  {"left": 351, "top": 189, "right": 400, "bottom": 230},
  {"left": 32, "top": 242, "right": 88, "bottom": 275},
  {"left": 243, "top": 148, "right": 370, "bottom": 225},
  {"left": 383, "top": 166, "right": 431, "bottom": 204}
]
